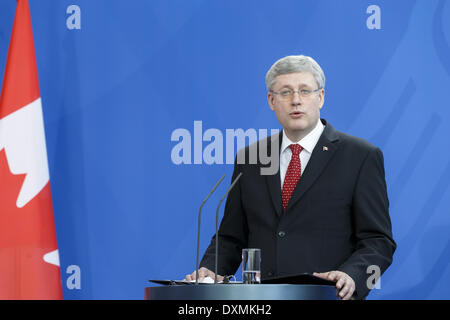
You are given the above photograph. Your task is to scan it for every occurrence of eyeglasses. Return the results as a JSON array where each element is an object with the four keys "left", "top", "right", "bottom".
[{"left": 270, "top": 88, "right": 322, "bottom": 100}]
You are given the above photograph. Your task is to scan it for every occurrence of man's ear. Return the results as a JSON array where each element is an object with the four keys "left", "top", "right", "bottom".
[
  {"left": 268, "top": 92, "right": 275, "bottom": 111},
  {"left": 319, "top": 89, "right": 325, "bottom": 109}
]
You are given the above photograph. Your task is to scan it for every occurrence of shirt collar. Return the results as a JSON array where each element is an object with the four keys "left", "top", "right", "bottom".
[{"left": 281, "top": 119, "right": 325, "bottom": 154}]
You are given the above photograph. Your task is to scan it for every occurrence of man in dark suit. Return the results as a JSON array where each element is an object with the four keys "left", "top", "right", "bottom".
[{"left": 185, "top": 55, "right": 396, "bottom": 300}]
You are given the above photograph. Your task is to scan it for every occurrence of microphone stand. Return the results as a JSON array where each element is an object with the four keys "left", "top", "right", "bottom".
[
  {"left": 195, "top": 174, "right": 225, "bottom": 284},
  {"left": 215, "top": 172, "right": 243, "bottom": 284}
]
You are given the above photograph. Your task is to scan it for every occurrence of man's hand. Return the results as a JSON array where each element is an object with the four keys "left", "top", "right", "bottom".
[
  {"left": 184, "top": 267, "right": 224, "bottom": 283},
  {"left": 313, "top": 271, "right": 356, "bottom": 300}
]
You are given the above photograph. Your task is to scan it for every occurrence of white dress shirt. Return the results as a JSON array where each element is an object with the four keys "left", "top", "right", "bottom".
[{"left": 280, "top": 119, "right": 325, "bottom": 189}]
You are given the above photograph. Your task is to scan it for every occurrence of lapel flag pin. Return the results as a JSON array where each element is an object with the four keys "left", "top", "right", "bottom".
[{"left": 323, "top": 146, "right": 328, "bottom": 151}]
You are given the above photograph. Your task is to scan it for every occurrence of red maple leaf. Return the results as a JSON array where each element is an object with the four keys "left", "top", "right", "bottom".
[{"left": 0, "top": 149, "right": 62, "bottom": 299}]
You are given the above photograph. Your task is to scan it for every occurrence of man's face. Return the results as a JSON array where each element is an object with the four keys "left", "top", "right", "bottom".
[{"left": 268, "top": 72, "right": 324, "bottom": 141}]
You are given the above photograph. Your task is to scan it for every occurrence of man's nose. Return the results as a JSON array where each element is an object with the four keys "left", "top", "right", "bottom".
[{"left": 291, "top": 91, "right": 302, "bottom": 105}]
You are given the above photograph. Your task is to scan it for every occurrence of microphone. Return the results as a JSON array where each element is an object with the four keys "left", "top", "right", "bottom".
[
  {"left": 195, "top": 174, "right": 226, "bottom": 285},
  {"left": 215, "top": 172, "right": 243, "bottom": 283}
]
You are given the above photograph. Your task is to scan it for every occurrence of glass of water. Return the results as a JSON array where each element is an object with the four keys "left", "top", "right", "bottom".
[{"left": 242, "top": 248, "right": 261, "bottom": 284}]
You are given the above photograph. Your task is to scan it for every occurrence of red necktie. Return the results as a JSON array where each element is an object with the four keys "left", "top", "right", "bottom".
[{"left": 282, "top": 144, "right": 303, "bottom": 211}]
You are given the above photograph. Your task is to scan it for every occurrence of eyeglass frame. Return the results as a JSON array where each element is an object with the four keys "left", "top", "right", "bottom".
[{"left": 270, "top": 87, "right": 323, "bottom": 99}]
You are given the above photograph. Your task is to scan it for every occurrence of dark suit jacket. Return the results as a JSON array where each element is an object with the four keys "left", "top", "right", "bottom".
[{"left": 200, "top": 119, "right": 396, "bottom": 299}]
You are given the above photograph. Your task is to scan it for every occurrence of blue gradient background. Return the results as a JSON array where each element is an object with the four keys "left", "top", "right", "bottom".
[{"left": 0, "top": 0, "right": 449, "bottom": 299}]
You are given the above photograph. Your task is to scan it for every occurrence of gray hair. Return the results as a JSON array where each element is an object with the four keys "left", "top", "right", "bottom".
[{"left": 265, "top": 55, "right": 326, "bottom": 91}]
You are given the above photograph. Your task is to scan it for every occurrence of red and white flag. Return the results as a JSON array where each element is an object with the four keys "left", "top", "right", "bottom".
[{"left": 0, "top": 0, "right": 62, "bottom": 299}]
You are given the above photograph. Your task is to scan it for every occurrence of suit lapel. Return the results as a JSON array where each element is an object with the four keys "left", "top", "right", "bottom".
[
  {"left": 266, "top": 168, "right": 282, "bottom": 217},
  {"left": 285, "top": 120, "right": 340, "bottom": 213},
  {"left": 265, "top": 131, "right": 283, "bottom": 217}
]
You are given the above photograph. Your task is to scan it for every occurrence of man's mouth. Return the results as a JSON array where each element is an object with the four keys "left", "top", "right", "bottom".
[{"left": 289, "top": 111, "right": 304, "bottom": 118}]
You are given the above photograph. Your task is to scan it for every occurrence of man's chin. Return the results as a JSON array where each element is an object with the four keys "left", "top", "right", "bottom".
[
  {"left": 287, "top": 122, "right": 311, "bottom": 133},
  {"left": 284, "top": 124, "right": 315, "bottom": 140}
]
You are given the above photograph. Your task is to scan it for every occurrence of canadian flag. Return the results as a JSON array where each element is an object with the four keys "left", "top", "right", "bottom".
[{"left": 0, "top": 0, "right": 63, "bottom": 299}]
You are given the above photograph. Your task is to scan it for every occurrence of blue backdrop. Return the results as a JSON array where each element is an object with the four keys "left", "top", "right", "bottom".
[{"left": 0, "top": 0, "right": 449, "bottom": 299}]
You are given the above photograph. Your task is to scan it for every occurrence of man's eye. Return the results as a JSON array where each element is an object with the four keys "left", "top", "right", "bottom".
[
  {"left": 281, "top": 90, "right": 292, "bottom": 96},
  {"left": 301, "top": 90, "right": 311, "bottom": 95}
]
